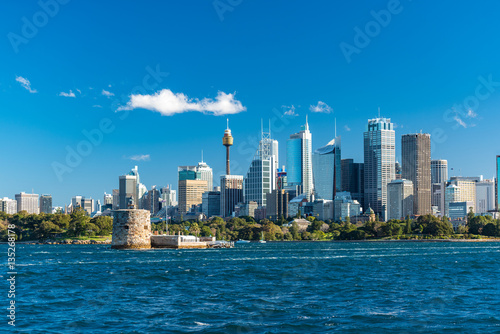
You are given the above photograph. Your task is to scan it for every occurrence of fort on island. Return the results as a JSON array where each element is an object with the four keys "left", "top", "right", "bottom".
[{"left": 111, "top": 208, "right": 232, "bottom": 250}]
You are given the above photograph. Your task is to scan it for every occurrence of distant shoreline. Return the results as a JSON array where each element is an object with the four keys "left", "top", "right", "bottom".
[{"left": 2, "top": 238, "right": 500, "bottom": 245}]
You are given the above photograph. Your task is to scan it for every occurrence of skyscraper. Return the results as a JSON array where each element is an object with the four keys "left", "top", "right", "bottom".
[
  {"left": 161, "top": 185, "right": 177, "bottom": 208},
  {"left": 104, "top": 193, "right": 113, "bottom": 206},
  {"left": 402, "top": 133, "right": 431, "bottom": 216},
  {"left": 220, "top": 175, "right": 244, "bottom": 217},
  {"left": 444, "top": 178, "right": 476, "bottom": 216},
  {"left": 40, "top": 194, "right": 52, "bottom": 214},
  {"left": 431, "top": 159, "right": 448, "bottom": 184},
  {"left": 476, "top": 179, "right": 495, "bottom": 214},
  {"left": 496, "top": 155, "right": 500, "bottom": 211},
  {"left": 286, "top": 116, "right": 313, "bottom": 199},
  {"left": 387, "top": 179, "right": 414, "bottom": 220},
  {"left": 363, "top": 117, "right": 395, "bottom": 220},
  {"left": 312, "top": 136, "right": 341, "bottom": 201},
  {"left": 144, "top": 186, "right": 161, "bottom": 215},
  {"left": 341, "top": 159, "right": 364, "bottom": 206},
  {"left": 0, "top": 198, "right": 17, "bottom": 214},
  {"left": 196, "top": 160, "right": 213, "bottom": 193},
  {"left": 202, "top": 191, "right": 221, "bottom": 217},
  {"left": 15, "top": 192, "right": 39, "bottom": 214},
  {"left": 119, "top": 173, "right": 138, "bottom": 209},
  {"left": 112, "top": 189, "right": 119, "bottom": 210},
  {"left": 244, "top": 124, "right": 279, "bottom": 207}
]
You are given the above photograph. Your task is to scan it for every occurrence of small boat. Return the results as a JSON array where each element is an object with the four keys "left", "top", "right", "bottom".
[
  {"left": 258, "top": 232, "right": 266, "bottom": 244},
  {"left": 235, "top": 239, "right": 250, "bottom": 244}
]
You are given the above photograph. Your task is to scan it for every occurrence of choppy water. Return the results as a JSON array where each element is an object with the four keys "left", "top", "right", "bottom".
[{"left": 3, "top": 241, "right": 500, "bottom": 333}]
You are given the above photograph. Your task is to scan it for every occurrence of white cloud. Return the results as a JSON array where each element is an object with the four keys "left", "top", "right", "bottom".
[
  {"left": 76, "top": 89, "right": 82, "bottom": 94},
  {"left": 466, "top": 109, "right": 478, "bottom": 118},
  {"left": 59, "top": 90, "right": 76, "bottom": 98},
  {"left": 282, "top": 105, "right": 298, "bottom": 117},
  {"left": 344, "top": 125, "right": 351, "bottom": 131},
  {"left": 309, "top": 101, "right": 332, "bottom": 113},
  {"left": 102, "top": 89, "right": 114, "bottom": 97},
  {"left": 93, "top": 105, "right": 102, "bottom": 108},
  {"left": 118, "top": 89, "right": 246, "bottom": 116},
  {"left": 15, "top": 76, "right": 37, "bottom": 93},
  {"left": 129, "top": 154, "right": 150, "bottom": 161},
  {"left": 454, "top": 116, "right": 467, "bottom": 128}
]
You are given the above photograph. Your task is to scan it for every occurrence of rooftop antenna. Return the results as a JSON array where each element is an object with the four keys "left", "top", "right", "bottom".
[
  {"left": 269, "top": 119, "right": 271, "bottom": 138},
  {"left": 201, "top": 150, "right": 204, "bottom": 163},
  {"left": 226, "top": 118, "right": 229, "bottom": 129},
  {"left": 261, "top": 118, "right": 263, "bottom": 137}
]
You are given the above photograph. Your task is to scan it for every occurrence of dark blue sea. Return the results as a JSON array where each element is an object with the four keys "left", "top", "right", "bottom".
[{"left": 4, "top": 241, "right": 500, "bottom": 333}]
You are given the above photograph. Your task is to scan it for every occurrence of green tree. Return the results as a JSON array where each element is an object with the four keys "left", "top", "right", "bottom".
[{"left": 68, "top": 207, "right": 91, "bottom": 237}]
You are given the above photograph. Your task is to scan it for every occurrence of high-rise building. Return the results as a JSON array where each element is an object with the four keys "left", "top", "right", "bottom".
[
  {"left": 363, "top": 118, "right": 395, "bottom": 220},
  {"left": 402, "top": 133, "right": 431, "bottom": 216},
  {"left": 341, "top": 159, "right": 364, "bottom": 206},
  {"left": 395, "top": 161, "right": 402, "bottom": 180},
  {"left": 196, "top": 160, "right": 213, "bottom": 193},
  {"left": 15, "top": 192, "right": 39, "bottom": 214},
  {"left": 387, "top": 179, "right": 414, "bottom": 220},
  {"left": 286, "top": 116, "right": 313, "bottom": 199},
  {"left": 444, "top": 178, "right": 476, "bottom": 216},
  {"left": 119, "top": 166, "right": 141, "bottom": 209},
  {"left": 497, "top": 155, "right": 500, "bottom": 211},
  {"left": 431, "top": 183, "right": 445, "bottom": 215},
  {"left": 39, "top": 195, "right": 52, "bottom": 214},
  {"left": 112, "top": 189, "right": 119, "bottom": 210},
  {"left": 202, "top": 191, "right": 221, "bottom": 217},
  {"left": 104, "top": 193, "right": 113, "bottom": 206},
  {"left": 313, "top": 136, "right": 341, "bottom": 201},
  {"left": 476, "top": 179, "right": 495, "bottom": 214},
  {"left": 333, "top": 192, "right": 361, "bottom": 222},
  {"left": 431, "top": 160, "right": 448, "bottom": 184},
  {"left": 70, "top": 196, "right": 94, "bottom": 215},
  {"left": 0, "top": 198, "right": 17, "bottom": 214},
  {"left": 244, "top": 125, "right": 279, "bottom": 207},
  {"left": 119, "top": 174, "right": 137, "bottom": 209},
  {"left": 82, "top": 198, "right": 94, "bottom": 216},
  {"left": 144, "top": 186, "right": 161, "bottom": 215},
  {"left": 178, "top": 179, "right": 207, "bottom": 215},
  {"left": 220, "top": 175, "right": 244, "bottom": 217},
  {"left": 161, "top": 185, "right": 177, "bottom": 208}
]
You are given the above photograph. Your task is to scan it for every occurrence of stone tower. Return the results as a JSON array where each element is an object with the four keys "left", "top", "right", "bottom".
[{"left": 111, "top": 209, "right": 151, "bottom": 249}]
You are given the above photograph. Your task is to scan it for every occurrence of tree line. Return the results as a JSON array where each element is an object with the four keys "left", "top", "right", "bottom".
[
  {"left": 151, "top": 214, "right": 500, "bottom": 242},
  {"left": 0, "top": 207, "right": 113, "bottom": 241},
  {"left": 1, "top": 209, "right": 499, "bottom": 242}
]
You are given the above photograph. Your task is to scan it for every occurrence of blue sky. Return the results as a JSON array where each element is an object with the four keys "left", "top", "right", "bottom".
[{"left": 2, "top": 0, "right": 500, "bottom": 206}]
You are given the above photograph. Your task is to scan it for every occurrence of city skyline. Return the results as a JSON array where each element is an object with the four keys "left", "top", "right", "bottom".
[{"left": 3, "top": 1, "right": 500, "bottom": 206}]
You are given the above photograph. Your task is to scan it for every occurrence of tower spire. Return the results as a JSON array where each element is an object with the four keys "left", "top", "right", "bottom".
[{"left": 201, "top": 150, "right": 204, "bottom": 163}]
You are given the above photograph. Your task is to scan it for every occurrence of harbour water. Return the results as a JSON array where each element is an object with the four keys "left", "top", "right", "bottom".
[{"left": 5, "top": 241, "right": 500, "bottom": 333}]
